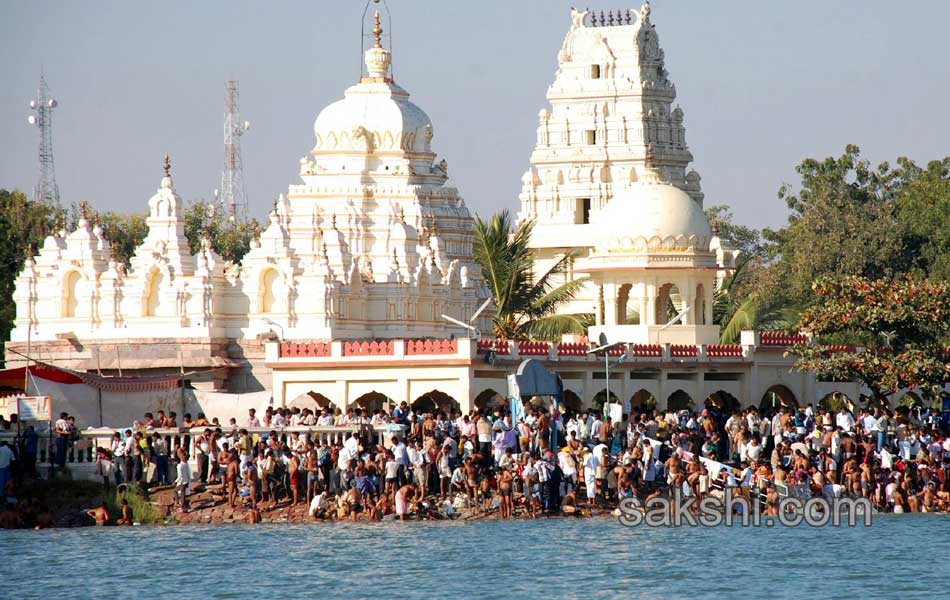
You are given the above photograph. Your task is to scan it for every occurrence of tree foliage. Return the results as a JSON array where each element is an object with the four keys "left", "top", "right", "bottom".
[
  {"left": 714, "top": 259, "right": 797, "bottom": 343},
  {"left": 183, "top": 200, "right": 259, "bottom": 264},
  {"left": 472, "top": 210, "right": 591, "bottom": 340},
  {"left": 762, "top": 145, "right": 913, "bottom": 309},
  {"left": 789, "top": 276, "right": 950, "bottom": 400},
  {"left": 704, "top": 204, "right": 764, "bottom": 259},
  {"left": 895, "top": 157, "right": 950, "bottom": 280}
]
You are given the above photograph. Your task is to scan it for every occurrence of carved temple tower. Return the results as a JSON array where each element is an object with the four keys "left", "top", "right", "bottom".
[{"left": 518, "top": 4, "right": 737, "bottom": 344}]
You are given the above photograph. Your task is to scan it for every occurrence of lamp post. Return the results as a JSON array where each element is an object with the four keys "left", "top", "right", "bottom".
[
  {"left": 261, "top": 318, "right": 284, "bottom": 341},
  {"left": 588, "top": 340, "right": 626, "bottom": 418}
]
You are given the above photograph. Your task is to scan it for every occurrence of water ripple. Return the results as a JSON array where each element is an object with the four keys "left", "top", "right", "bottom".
[{"left": 2, "top": 515, "right": 948, "bottom": 599}]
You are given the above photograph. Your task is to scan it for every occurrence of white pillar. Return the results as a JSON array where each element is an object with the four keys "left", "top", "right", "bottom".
[
  {"left": 603, "top": 282, "right": 618, "bottom": 325},
  {"left": 644, "top": 281, "right": 657, "bottom": 326}
]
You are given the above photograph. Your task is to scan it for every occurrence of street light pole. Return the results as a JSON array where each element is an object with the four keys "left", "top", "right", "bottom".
[
  {"left": 261, "top": 318, "right": 284, "bottom": 340},
  {"left": 588, "top": 341, "right": 625, "bottom": 418}
]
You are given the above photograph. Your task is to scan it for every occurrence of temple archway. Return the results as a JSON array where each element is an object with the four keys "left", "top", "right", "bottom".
[
  {"left": 62, "top": 271, "right": 81, "bottom": 318},
  {"left": 592, "top": 389, "right": 619, "bottom": 413},
  {"left": 667, "top": 389, "right": 694, "bottom": 412},
  {"left": 629, "top": 389, "right": 657, "bottom": 413},
  {"left": 695, "top": 283, "right": 706, "bottom": 325},
  {"left": 145, "top": 270, "right": 164, "bottom": 317},
  {"left": 655, "top": 283, "right": 681, "bottom": 325},
  {"left": 561, "top": 389, "right": 583, "bottom": 413},
  {"left": 760, "top": 385, "right": 798, "bottom": 411},
  {"left": 897, "top": 392, "right": 922, "bottom": 408},
  {"left": 260, "top": 268, "right": 279, "bottom": 313},
  {"left": 819, "top": 391, "right": 854, "bottom": 413},
  {"left": 288, "top": 392, "right": 334, "bottom": 411},
  {"left": 413, "top": 390, "right": 460, "bottom": 414},
  {"left": 705, "top": 390, "right": 740, "bottom": 412},
  {"left": 307, "top": 392, "right": 334, "bottom": 409},
  {"left": 353, "top": 391, "right": 391, "bottom": 413},
  {"left": 474, "top": 389, "right": 506, "bottom": 411}
]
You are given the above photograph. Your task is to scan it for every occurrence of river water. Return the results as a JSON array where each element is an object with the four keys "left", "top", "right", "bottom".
[{"left": 3, "top": 515, "right": 947, "bottom": 599}]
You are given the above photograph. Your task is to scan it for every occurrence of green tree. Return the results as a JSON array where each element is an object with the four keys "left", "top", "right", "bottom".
[
  {"left": 894, "top": 157, "right": 950, "bottom": 280},
  {"left": 183, "top": 200, "right": 260, "bottom": 263},
  {"left": 714, "top": 259, "right": 798, "bottom": 343},
  {"left": 473, "top": 210, "right": 591, "bottom": 340},
  {"left": 704, "top": 204, "right": 764, "bottom": 259},
  {"left": 789, "top": 275, "right": 950, "bottom": 402},
  {"left": 95, "top": 210, "right": 149, "bottom": 265},
  {"left": 762, "top": 145, "right": 911, "bottom": 309}
]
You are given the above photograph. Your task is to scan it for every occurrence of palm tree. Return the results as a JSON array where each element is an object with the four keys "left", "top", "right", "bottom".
[
  {"left": 715, "top": 258, "right": 798, "bottom": 343},
  {"left": 473, "top": 210, "right": 592, "bottom": 340}
]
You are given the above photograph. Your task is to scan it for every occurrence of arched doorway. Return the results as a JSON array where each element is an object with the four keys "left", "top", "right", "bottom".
[
  {"left": 353, "top": 391, "right": 391, "bottom": 413},
  {"left": 629, "top": 389, "right": 657, "bottom": 413},
  {"left": 819, "top": 392, "right": 854, "bottom": 413},
  {"left": 260, "top": 268, "right": 279, "bottom": 313},
  {"left": 413, "top": 390, "right": 460, "bottom": 414},
  {"left": 592, "top": 390, "right": 619, "bottom": 413},
  {"left": 705, "top": 391, "right": 740, "bottom": 412},
  {"left": 667, "top": 389, "right": 694, "bottom": 412},
  {"left": 760, "top": 385, "right": 798, "bottom": 411},
  {"left": 63, "top": 271, "right": 81, "bottom": 318},
  {"left": 146, "top": 270, "right": 164, "bottom": 317},
  {"left": 561, "top": 389, "right": 583, "bottom": 413},
  {"left": 307, "top": 392, "right": 334, "bottom": 409},
  {"left": 897, "top": 392, "right": 922, "bottom": 408},
  {"left": 474, "top": 389, "right": 506, "bottom": 411},
  {"left": 656, "top": 283, "right": 682, "bottom": 325}
]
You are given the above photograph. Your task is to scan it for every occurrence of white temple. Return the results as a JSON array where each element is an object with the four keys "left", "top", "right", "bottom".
[
  {"left": 10, "top": 13, "right": 487, "bottom": 370},
  {"left": 5, "top": 5, "right": 901, "bottom": 418},
  {"left": 517, "top": 4, "right": 738, "bottom": 346}
]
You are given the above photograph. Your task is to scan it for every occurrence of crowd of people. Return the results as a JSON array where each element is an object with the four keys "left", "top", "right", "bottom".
[{"left": 2, "top": 397, "right": 950, "bottom": 526}]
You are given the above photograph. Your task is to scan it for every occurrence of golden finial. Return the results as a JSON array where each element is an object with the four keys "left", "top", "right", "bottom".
[
  {"left": 163, "top": 153, "right": 171, "bottom": 177},
  {"left": 373, "top": 11, "right": 383, "bottom": 48},
  {"left": 79, "top": 200, "right": 91, "bottom": 222}
]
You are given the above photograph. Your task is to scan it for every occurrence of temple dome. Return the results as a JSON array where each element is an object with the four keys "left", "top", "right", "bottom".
[
  {"left": 593, "top": 175, "right": 712, "bottom": 252},
  {"left": 312, "top": 18, "right": 432, "bottom": 155},
  {"left": 313, "top": 86, "right": 432, "bottom": 152}
]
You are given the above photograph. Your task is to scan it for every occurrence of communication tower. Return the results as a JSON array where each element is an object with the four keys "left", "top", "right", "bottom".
[
  {"left": 220, "top": 80, "right": 250, "bottom": 220},
  {"left": 27, "top": 75, "right": 60, "bottom": 205}
]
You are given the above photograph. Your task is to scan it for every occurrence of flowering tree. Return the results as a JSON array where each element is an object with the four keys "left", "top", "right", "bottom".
[{"left": 790, "top": 276, "right": 950, "bottom": 401}]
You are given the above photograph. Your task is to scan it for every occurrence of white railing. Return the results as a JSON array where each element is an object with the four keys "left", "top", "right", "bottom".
[{"left": 0, "top": 423, "right": 406, "bottom": 476}]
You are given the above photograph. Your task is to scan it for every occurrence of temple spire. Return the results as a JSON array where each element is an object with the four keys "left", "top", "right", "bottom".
[{"left": 373, "top": 10, "right": 383, "bottom": 48}]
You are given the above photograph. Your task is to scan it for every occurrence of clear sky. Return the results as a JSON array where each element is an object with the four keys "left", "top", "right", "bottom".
[{"left": 2, "top": 1, "right": 948, "bottom": 230}]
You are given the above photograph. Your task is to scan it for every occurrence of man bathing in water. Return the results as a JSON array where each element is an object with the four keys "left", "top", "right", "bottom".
[
  {"left": 497, "top": 467, "right": 514, "bottom": 519},
  {"left": 86, "top": 502, "right": 110, "bottom": 526}
]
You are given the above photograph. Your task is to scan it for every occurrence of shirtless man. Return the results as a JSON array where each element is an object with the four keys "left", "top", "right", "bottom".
[
  {"left": 463, "top": 456, "right": 480, "bottom": 512},
  {"left": 226, "top": 451, "right": 240, "bottom": 508},
  {"left": 497, "top": 468, "right": 514, "bottom": 519},
  {"left": 305, "top": 448, "right": 321, "bottom": 502},
  {"left": 288, "top": 452, "right": 301, "bottom": 505},
  {"left": 115, "top": 499, "right": 134, "bottom": 526},
  {"left": 246, "top": 463, "right": 260, "bottom": 511},
  {"left": 217, "top": 443, "right": 231, "bottom": 488},
  {"left": 86, "top": 502, "right": 110, "bottom": 526},
  {"left": 345, "top": 485, "right": 363, "bottom": 522}
]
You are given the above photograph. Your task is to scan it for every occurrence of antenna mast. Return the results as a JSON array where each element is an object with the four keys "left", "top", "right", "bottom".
[
  {"left": 220, "top": 80, "right": 250, "bottom": 220},
  {"left": 27, "top": 75, "right": 60, "bottom": 205}
]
